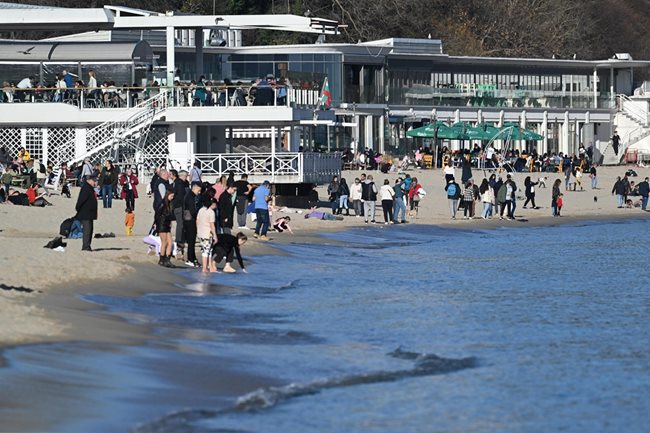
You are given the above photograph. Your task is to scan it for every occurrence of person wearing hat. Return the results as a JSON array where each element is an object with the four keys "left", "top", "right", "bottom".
[
  {"left": 253, "top": 180, "right": 271, "bottom": 240},
  {"left": 75, "top": 174, "right": 99, "bottom": 251}
]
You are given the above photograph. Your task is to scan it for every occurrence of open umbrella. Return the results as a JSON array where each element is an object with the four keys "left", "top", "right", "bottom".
[
  {"left": 466, "top": 123, "right": 502, "bottom": 141},
  {"left": 406, "top": 120, "right": 451, "bottom": 138},
  {"left": 498, "top": 122, "right": 543, "bottom": 141}
]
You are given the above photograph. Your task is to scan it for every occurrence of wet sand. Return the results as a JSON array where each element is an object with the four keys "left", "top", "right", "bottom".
[{"left": 1, "top": 164, "right": 649, "bottom": 350}]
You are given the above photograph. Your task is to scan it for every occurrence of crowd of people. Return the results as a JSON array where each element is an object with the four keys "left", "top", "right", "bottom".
[{"left": 1, "top": 69, "right": 315, "bottom": 109}]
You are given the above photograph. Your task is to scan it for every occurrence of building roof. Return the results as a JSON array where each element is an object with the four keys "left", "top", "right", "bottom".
[
  {"left": 0, "top": 41, "right": 153, "bottom": 63},
  {"left": 0, "top": 2, "right": 340, "bottom": 34}
]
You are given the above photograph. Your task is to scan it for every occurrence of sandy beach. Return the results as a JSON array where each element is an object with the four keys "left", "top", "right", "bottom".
[{"left": 1, "top": 164, "right": 649, "bottom": 349}]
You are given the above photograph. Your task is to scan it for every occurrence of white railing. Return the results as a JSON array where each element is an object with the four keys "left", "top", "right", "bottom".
[
  {"left": 1, "top": 86, "right": 322, "bottom": 110},
  {"left": 192, "top": 152, "right": 340, "bottom": 184},
  {"left": 618, "top": 94, "right": 649, "bottom": 126},
  {"left": 55, "top": 91, "right": 169, "bottom": 165}
]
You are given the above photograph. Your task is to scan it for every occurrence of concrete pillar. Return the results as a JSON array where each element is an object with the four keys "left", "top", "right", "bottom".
[
  {"left": 353, "top": 115, "right": 361, "bottom": 150},
  {"left": 610, "top": 66, "right": 615, "bottom": 107},
  {"left": 378, "top": 114, "right": 385, "bottom": 154},
  {"left": 166, "top": 26, "right": 176, "bottom": 89},
  {"left": 187, "top": 126, "right": 194, "bottom": 165},
  {"left": 195, "top": 28, "right": 204, "bottom": 78},
  {"left": 575, "top": 119, "right": 581, "bottom": 154},
  {"left": 562, "top": 111, "right": 570, "bottom": 155},
  {"left": 593, "top": 68, "right": 598, "bottom": 109},
  {"left": 290, "top": 126, "right": 300, "bottom": 152},
  {"left": 477, "top": 109, "right": 483, "bottom": 124},
  {"left": 542, "top": 111, "right": 548, "bottom": 155},
  {"left": 365, "top": 115, "right": 374, "bottom": 151}
]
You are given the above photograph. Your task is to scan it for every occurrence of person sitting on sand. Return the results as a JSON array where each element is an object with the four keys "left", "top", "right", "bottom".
[
  {"left": 26, "top": 182, "right": 51, "bottom": 207},
  {"left": 211, "top": 232, "right": 248, "bottom": 273},
  {"left": 273, "top": 216, "right": 294, "bottom": 234},
  {"left": 304, "top": 211, "right": 343, "bottom": 221}
]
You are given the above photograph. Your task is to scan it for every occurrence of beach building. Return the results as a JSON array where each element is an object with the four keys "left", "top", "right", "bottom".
[{"left": 1, "top": 1, "right": 650, "bottom": 187}]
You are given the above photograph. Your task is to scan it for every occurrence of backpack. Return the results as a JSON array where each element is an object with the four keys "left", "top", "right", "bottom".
[
  {"left": 59, "top": 217, "right": 75, "bottom": 237},
  {"left": 447, "top": 183, "right": 458, "bottom": 198}
]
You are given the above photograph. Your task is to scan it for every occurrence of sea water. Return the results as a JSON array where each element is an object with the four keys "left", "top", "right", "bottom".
[{"left": 3, "top": 219, "right": 650, "bottom": 432}]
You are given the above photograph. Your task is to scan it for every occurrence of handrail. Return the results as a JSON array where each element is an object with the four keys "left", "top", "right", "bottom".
[
  {"left": 0, "top": 85, "right": 320, "bottom": 109},
  {"left": 617, "top": 94, "right": 649, "bottom": 126},
  {"left": 57, "top": 90, "right": 169, "bottom": 165}
]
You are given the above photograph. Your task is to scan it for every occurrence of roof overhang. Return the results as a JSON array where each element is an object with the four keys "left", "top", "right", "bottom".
[
  {"left": 0, "top": 7, "right": 115, "bottom": 31},
  {"left": 0, "top": 4, "right": 340, "bottom": 35}
]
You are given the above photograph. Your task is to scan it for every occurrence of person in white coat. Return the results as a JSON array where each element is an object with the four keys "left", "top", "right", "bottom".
[{"left": 349, "top": 177, "right": 363, "bottom": 217}]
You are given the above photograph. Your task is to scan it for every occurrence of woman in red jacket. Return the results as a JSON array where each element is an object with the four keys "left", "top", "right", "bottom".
[{"left": 119, "top": 168, "right": 139, "bottom": 210}]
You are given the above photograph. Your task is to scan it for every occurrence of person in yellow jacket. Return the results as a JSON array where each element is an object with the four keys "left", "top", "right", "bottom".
[{"left": 17, "top": 148, "right": 30, "bottom": 162}]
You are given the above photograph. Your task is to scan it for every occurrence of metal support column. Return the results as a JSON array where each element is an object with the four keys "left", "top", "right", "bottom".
[
  {"left": 166, "top": 26, "right": 176, "bottom": 90},
  {"left": 195, "top": 28, "right": 204, "bottom": 78}
]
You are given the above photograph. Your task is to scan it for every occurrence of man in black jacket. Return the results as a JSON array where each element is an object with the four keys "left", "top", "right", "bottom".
[
  {"left": 218, "top": 184, "right": 237, "bottom": 234},
  {"left": 75, "top": 174, "right": 98, "bottom": 251},
  {"left": 638, "top": 177, "right": 650, "bottom": 211},
  {"left": 183, "top": 182, "right": 202, "bottom": 267},
  {"left": 171, "top": 170, "right": 189, "bottom": 256}
]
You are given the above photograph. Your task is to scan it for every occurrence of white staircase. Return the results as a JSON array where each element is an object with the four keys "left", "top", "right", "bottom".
[
  {"left": 607, "top": 95, "right": 650, "bottom": 165},
  {"left": 49, "top": 91, "right": 168, "bottom": 167}
]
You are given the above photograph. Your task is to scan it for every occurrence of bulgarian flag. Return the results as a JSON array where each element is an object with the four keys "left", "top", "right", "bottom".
[{"left": 320, "top": 77, "right": 331, "bottom": 108}]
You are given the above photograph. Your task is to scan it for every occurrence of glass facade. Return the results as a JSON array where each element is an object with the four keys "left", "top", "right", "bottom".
[
  {"left": 385, "top": 63, "right": 612, "bottom": 109},
  {"left": 215, "top": 53, "right": 343, "bottom": 103},
  {"left": 164, "top": 46, "right": 629, "bottom": 111}
]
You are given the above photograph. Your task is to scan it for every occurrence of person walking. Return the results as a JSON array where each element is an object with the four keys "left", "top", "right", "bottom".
[
  {"left": 119, "top": 168, "right": 139, "bottom": 211},
  {"left": 445, "top": 177, "right": 461, "bottom": 219},
  {"left": 327, "top": 175, "right": 340, "bottom": 214},
  {"left": 379, "top": 179, "right": 395, "bottom": 224},
  {"left": 233, "top": 174, "right": 252, "bottom": 228},
  {"left": 183, "top": 182, "right": 202, "bottom": 267},
  {"left": 350, "top": 177, "right": 363, "bottom": 217},
  {"left": 462, "top": 181, "right": 475, "bottom": 219},
  {"left": 479, "top": 178, "right": 493, "bottom": 219},
  {"left": 612, "top": 176, "right": 626, "bottom": 208},
  {"left": 98, "top": 160, "right": 117, "bottom": 208},
  {"left": 338, "top": 178, "right": 350, "bottom": 216},
  {"left": 361, "top": 174, "right": 378, "bottom": 224},
  {"left": 523, "top": 176, "right": 539, "bottom": 209},
  {"left": 552, "top": 179, "right": 562, "bottom": 216},
  {"left": 590, "top": 165, "right": 598, "bottom": 189},
  {"left": 612, "top": 131, "right": 621, "bottom": 156},
  {"left": 253, "top": 180, "right": 271, "bottom": 240},
  {"left": 75, "top": 174, "right": 98, "bottom": 251}
]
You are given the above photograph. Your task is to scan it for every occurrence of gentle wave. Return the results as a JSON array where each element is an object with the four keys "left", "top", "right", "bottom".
[{"left": 135, "top": 348, "right": 478, "bottom": 433}]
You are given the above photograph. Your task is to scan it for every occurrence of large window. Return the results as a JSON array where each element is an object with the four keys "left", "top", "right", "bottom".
[{"left": 220, "top": 53, "right": 342, "bottom": 102}]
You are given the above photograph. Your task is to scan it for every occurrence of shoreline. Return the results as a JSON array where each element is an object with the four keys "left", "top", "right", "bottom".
[
  {"left": 1, "top": 164, "right": 650, "bottom": 350},
  {"left": 2, "top": 210, "right": 648, "bottom": 354}
]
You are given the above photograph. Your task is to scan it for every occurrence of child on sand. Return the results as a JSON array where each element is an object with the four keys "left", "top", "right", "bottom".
[
  {"left": 125, "top": 207, "right": 135, "bottom": 236},
  {"left": 575, "top": 168, "right": 583, "bottom": 191},
  {"left": 273, "top": 216, "right": 293, "bottom": 234},
  {"left": 557, "top": 193, "right": 564, "bottom": 216}
]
